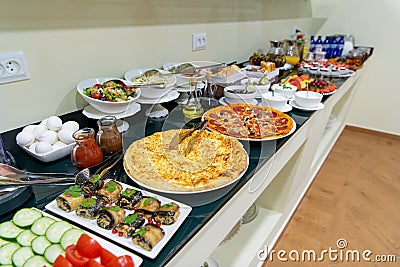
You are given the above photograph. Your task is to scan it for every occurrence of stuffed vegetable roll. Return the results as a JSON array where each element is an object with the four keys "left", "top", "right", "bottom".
[
  {"left": 97, "top": 206, "right": 125, "bottom": 230},
  {"left": 80, "top": 174, "right": 104, "bottom": 197},
  {"left": 119, "top": 188, "right": 142, "bottom": 210},
  {"left": 56, "top": 185, "right": 84, "bottom": 213},
  {"left": 114, "top": 213, "right": 145, "bottom": 237},
  {"left": 76, "top": 197, "right": 103, "bottom": 219},
  {"left": 153, "top": 202, "right": 180, "bottom": 225},
  {"left": 132, "top": 224, "right": 165, "bottom": 251},
  {"left": 134, "top": 197, "right": 160, "bottom": 218},
  {"left": 97, "top": 180, "right": 123, "bottom": 204}
]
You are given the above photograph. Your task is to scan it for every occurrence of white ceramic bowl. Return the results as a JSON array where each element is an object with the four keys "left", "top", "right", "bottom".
[
  {"left": 124, "top": 68, "right": 176, "bottom": 99},
  {"left": 271, "top": 83, "right": 298, "bottom": 99},
  {"left": 294, "top": 91, "right": 323, "bottom": 108},
  {"left": 224, "top": 85, "right": 257, "bottom": 104},
  {"left": 261, "top": 92, "right": 288, "bottom": 109},
  {"left": 77, "top": 77, "right": 140, "bottom": 114},
  {"left": 163, "top": 62, "right": 206, "bottom": 87}
]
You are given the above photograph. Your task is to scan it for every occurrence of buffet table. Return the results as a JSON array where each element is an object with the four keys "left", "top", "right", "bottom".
[{"left": 0, "top": 66, "right": 365, "bottom": 267}]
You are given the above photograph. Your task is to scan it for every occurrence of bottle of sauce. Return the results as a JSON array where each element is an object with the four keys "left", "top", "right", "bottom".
[
  {"left": 182, "top": 76, "right": 204, "bottom": 121},
  {"left": 96, "top": 116, "right": 123, "bottom": 156},
  {"left": 71, "top": 128, "right": 103, "bottom": 170}
]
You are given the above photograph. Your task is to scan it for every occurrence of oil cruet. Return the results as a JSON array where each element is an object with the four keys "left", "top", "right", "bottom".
[
  {"left": 96, "top": 116, "right": 123, "bottom": 156},
  {"left": 71, "top": 127, "right": 103, "bottom": 170},
  {"left": 182, "top": 76, "right": 204, "bottom": 121},
  {"left": 265, "top": 40, "right": 286, "bottom": 68}
]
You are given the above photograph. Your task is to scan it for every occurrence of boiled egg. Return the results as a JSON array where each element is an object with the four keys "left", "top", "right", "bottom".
[
  {"left": 61, "top": 121, "right": 79, "bottom": 132},
  {"left": 35, "top": 141, "right": 53, "bottom": 154},
  {"left": 16, "top": 131, "right": 35, "bottom": 147},
  {"left": 52, "top": 141, "right": 67, "bottom": 150},
  {"left": 46, "top": 116, "right": 63, "bottom": 132},
  {"left": 33, "top": 124, "right": 47, "bottom": 140},
  {"left": 37, "top": 130, "right": 58, "bottom": 144},
  {"left": 22, "top": 124, "right": 36, "bottom": 134},
  {"left": 29, "top": 142, "right": 38, "bottom": 153},
  {"left": 58, "top": 129, "right": 75, "bottom": 144}
]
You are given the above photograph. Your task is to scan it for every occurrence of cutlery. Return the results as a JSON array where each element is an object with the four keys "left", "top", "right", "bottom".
[
  {"left": 184, "top": 120, "right": 209, "bottom": 156},
  {"left": 169, "top": 120, "right": 208, "bottom": 150}
]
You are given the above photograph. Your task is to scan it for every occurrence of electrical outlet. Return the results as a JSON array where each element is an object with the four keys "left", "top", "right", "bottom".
[
  {"left": 192, "top": 33, "right": 207, "bottom": 51},
  {"left": 0, "top": 51, "right": 30, "bottom": 85}
]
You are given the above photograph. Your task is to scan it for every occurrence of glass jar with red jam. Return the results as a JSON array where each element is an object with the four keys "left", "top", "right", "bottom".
[
  {"left": 71, "top": 128, "right": 103, "bottom": 170},
  {"left": 96, "top": 116, "right": 123, "bottom": 156}
]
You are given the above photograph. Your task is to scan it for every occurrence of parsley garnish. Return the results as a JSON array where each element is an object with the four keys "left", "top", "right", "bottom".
[
  {"left": 81, "top": 197, "right": 96, "bottom": 207},
  {"left": 104, "top": 181, "right": 117, "bottom": 192},
  {"left": 162, "top": 203, "right": 172, "bottom": 209},
  {"left": 123, "top": 213, "right": 139, "bottom": 224},
  {"left": 102, "top": 205, "right": 120, "bottom": 212},
  {"left": 133, "top": 227, "right": 147, "bottom": 236},
  {"left": 88, "top": 174, "right": 100, "bottom": 184},
  {"left": 63, "top": 185, "right": 82, "bottom": 198},
  {"left": 121, "top": 188, "right": 136, "bottom": 198},
  {"left": 144, "top": 197, "right": 157, "bottom": 206}
]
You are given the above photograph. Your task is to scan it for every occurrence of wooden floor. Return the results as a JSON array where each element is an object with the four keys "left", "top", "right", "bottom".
[{"left": 262, "top": 127, "right": 400, "bottom": 266}]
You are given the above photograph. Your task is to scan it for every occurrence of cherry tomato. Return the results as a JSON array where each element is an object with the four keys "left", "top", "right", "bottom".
[
  {"left": 100, "top": 248, "right": 118, "bottom": 267},
  {"left": 91, "top": 92, "right": 102, "bottom": 99},
  {"left": 53, "top": 255, "right": 74, "bottom": 267},
  {"left": 66, "top": 245, "right": 89, "bottom": 267},
  {"left": 85, "top": 259, "right": 106, "bottom": 267},
  {"left": 76, "top": 234, "right": 102, "bottom": 259},
  {"left": 108, "top": 255, "right": 135, "bottom": 267}
]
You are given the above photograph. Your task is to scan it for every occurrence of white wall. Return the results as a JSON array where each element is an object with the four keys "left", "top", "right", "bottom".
[
  {"left": 0, "top": 0, "right": 318, "bottom": 132},
  {"left": 312, "top": 0, "right": 400, "bottom": 135}
]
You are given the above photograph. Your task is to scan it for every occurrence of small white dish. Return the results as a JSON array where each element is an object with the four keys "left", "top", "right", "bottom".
[
  {"left": 266, "top": 103, "right": 292, "bottom": 113},
  {"left": 137, "top": 90, "right": 180, "bottom": 104},
  {"left": 82, "top": 103, "right": 141, "bottom": 119},
  {"left": 289, "top": 100, "right": 324, "bottom": 111}
]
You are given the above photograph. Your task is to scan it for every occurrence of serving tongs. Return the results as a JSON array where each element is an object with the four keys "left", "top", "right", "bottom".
[
  {"left": 0, "top": 150, "right": 124, "bottom": 187},
  {"left": 169, "top": 120, "right": 209, "bottom": 151}
]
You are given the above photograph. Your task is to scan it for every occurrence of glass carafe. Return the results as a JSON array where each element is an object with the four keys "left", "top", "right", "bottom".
[
  {"left": 283, "top": 39, "right": 300, "bottom": 66},
  {"left": 71, "top": 128, "right": 103, "bottom": 170},
  {"left": 96, "top": 116, "right": 122, "bottom": 156},
  {"left": 182, "top": 77, "right": 204, "bottom": 120},
  {"left": 265, "top": 40, "right": 286, "bottom": 68}
]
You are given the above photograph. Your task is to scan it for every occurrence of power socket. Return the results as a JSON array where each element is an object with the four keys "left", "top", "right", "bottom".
[
  {"left": 0, "top": 51, "right": 30, "bottom": 84},
  {"left": 192, "top": 33, "right": 207, "bottom": 51}
]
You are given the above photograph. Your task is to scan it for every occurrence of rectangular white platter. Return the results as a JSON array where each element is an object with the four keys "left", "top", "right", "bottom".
[
  {"left": 45, "top": 180, "right": 192, "bottom": 259},
  {"left": 36, "top": 208, "right": 143, "bottom": 266}
]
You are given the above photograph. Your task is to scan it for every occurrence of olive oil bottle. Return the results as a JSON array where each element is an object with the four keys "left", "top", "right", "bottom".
[{"left": 182, "top": 77, "right": 204, "bottom": 120}]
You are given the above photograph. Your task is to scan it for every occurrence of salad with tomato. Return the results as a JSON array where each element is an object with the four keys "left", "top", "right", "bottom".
[{"left": 83, "top": 81, "right": 136, "bottom": 102}]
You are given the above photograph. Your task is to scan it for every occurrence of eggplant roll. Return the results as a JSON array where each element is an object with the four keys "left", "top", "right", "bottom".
[
  {"left": 135, "top": 196, "right": 161, "bottom": 218},
  {"left": 119, "top": 188, "right": 142, "bottom": 210},
  {"left": 132, "top": 224, "right": 165, "bottom": 251},
  {"left": 114, "top": 213, "right": 145, "bottom": 237},
  {"left": 75, "top": 197, "right": 103, "bottom": 219},
  {"left": 81, "top": 175, "right": 104, "bottom": 197},
  {"left": 97, "top": 206, "right": 125, "bottom": 230},
  {"left": 56, "top": 185, "right": 84, "bottom": 212},
  {"left": 153, "top": 202, "right": 180, "bottom": 225},
  {"left": 97, "top": 180, "right": 123, "bottom": 204}
]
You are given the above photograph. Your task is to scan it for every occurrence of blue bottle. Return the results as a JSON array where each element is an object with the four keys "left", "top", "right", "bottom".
[
  {"left": 310, "top": 35, "right": 315, "bottom": 52},
  {"left": 323, "top": 36, "right": 331, "bottom": 58},
  {"left": 330, "top": 36, "right": 338, "bottom": 58},
  {"left": 336, "top": 36, "right": 344, "bottom": 57}
]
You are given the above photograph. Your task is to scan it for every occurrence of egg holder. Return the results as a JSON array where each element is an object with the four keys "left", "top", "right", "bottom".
[{"left": 16, "top": 116, "right": 79, "bottom": 162}]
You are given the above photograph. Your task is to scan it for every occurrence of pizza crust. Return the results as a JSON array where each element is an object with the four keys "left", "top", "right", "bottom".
[{"left": 124, "top": 129, "right": 248, "bottom": 192}]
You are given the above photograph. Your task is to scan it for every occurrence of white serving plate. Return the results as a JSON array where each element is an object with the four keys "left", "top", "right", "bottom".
[
  {"left": 45, "top": 180, "right": 192, "bottom": 259},
  {"left": 36, "top": 208, "right": 143, "bottom": 266},
  {"left": 19, "top": 142, "right": 74, "bottom": 163}
]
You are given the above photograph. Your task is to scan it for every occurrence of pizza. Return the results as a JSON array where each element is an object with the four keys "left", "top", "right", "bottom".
[
  {"left": 123, "top": 129, "right": 248, "bottom": 192},
  {"left": 203, "top": 104, "right": 294, "bottom": 139}
]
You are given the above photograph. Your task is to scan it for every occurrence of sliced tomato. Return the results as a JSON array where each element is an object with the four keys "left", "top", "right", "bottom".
[
  {"left": 53, "top": 255, "right": 74, "bottom": 267},
  {"left": 85, "top": 259, "right": 106, "bottom": 267},
  {"left": 76, "top": 234, "right": 102, "bottom": 259},
  {"left": 66, "top": 245, "right": 90, "bottom": 267},
  {"left": 91, "top": 92, "right": 102, "bottom": 99},
  {"left": 100, "top": 248, "right": 118, "bottom": 267},
  {"left": 107, "top": 255, "right": 135, "bottom": 267}
]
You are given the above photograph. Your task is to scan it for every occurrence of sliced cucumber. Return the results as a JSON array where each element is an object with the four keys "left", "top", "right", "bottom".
[
  {"left": 44, "top": 243, "right": 65, "bottom": 264},
  {"left": 0, "top": 242, "right": 20, "bottom": 265},
  {"left": 60, "top": 228, "right": 84, "bottom": 250},
  {"left": 12, "top": 246, "right": 34, "bottom": 267},
  {"left": 0, "top": 237, "right": 10, "bottom": 247},
  {"left": 0, "top": 220, "right": 23, "bottom": 239},
  {"left": 12, "top": 208, "right": 42, "bottom": 228},
  {"left": 31, "top": 216, "right": 55, "bottom": 236},
  {"left": 22, "top": 255, "right": 51, "bottom": 267},
  {"left": 45, "top": 221, "right": 73, "bottom": 243},
  {"left": 31, "top": 235, "right": 51, "bottom": 255},
  {"left": 16, "top": 229, "right": 38, "bottom": 247}
]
